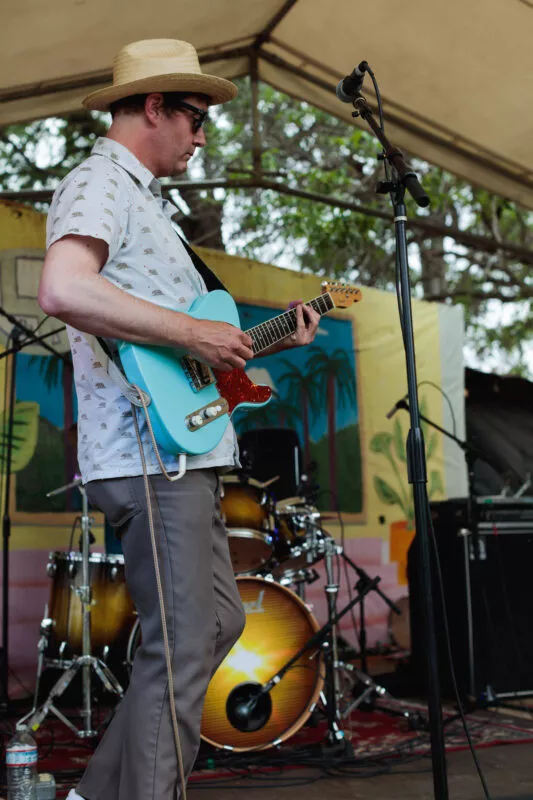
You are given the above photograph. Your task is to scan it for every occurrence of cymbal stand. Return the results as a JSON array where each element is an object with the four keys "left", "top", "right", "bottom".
[{"left": 18, "top": 483, "right": 124, "bottom": 737}]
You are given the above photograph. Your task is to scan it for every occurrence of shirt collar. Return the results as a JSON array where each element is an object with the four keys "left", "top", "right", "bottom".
[
  {"left": 92, "top": 137, "right": 180, "bottom": 219},
  {"left": 91, "top": 136, "right": 179, "bottom": 219},
  {"left": 92, "top": 137, "right": 158, "bottom": 191}
]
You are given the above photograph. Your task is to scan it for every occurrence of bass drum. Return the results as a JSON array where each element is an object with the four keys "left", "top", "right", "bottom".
[{"left": 201, "top": 576, "right": 324, "bottom": 751}]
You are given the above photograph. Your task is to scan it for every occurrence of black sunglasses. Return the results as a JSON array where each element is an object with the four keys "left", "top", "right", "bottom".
[{"left": 175, "top": 99, "right": 209, "bottom": 132}]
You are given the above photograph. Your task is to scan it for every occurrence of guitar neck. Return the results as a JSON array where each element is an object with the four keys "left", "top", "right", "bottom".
[{"left": 246, "top": 293, "right": 335, "bottom": 355}]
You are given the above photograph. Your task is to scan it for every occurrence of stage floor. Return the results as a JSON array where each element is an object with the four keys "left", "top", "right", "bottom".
[{"left": 188, "top": 742, "right": 533, "bottom": 800}]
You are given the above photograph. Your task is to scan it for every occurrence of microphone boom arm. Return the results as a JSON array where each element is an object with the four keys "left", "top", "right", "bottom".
[{"left": 352, "top": 95, "right": 430, "bottom": 208}]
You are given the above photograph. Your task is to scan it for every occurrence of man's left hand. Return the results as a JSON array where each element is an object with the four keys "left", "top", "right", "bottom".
[{"left": 286, "top": 300, "right": 320, "bottom": 348}]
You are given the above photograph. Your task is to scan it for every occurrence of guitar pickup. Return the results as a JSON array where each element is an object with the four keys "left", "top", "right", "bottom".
[{"left": 186, "top": 398, "right": 230, "bottom": 431}]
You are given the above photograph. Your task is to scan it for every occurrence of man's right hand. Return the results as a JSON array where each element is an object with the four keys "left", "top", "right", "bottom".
[{"left": 186, "top": 318, "right": 254, "bottom": 372}]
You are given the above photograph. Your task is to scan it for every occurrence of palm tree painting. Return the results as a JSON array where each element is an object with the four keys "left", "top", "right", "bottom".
[
  {"left": 14, "top": 351, "right": 77, "bottom": 512},
  {"left": 234, "top": 301, "right": 362, "bottom": 515},
  {"left": 244, "top": 389, "right": 301, "bottom": 432},
  {"left": 305, "top": 346, "right": 357, "bottom": 501},
  {"left": 29, "top": 352, "right": 75, "bottom": 479},
  {"left": 277, "top": 360, "right": 319, "bottom": 468}
]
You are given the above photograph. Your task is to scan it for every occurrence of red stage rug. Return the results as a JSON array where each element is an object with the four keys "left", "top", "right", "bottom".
[{"left": 9, "top": 701, "right": 533, "bottom": 797}]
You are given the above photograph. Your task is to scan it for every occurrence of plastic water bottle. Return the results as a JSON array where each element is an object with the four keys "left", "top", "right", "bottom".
[{"left": 5, "top": 728, "right": 38, "bottom": 800}]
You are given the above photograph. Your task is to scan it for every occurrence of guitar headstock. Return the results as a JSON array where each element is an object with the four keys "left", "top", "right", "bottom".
[{"left": 321, "top": 281, "right": 362, "bottom": 308}]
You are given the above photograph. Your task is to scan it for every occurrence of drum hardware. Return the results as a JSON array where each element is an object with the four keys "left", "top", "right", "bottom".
[
  {"left": 276, "top": 566, "right": 320, "bottom": 599},
  {"left": 18, "top": 480, "right": 126, "bottom": 738},
  {"left": 269, "top": 499, "right": 328, "bottom": 591}
]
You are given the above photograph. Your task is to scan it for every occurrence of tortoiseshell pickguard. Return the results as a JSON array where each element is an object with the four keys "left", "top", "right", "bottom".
[{"left": 214, "top": 368, "right": 272, "bottom": 414}]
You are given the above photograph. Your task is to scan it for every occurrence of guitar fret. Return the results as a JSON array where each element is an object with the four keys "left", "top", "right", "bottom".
[
  {"left": 248, "top": 292, "right": 342, "bottom": 355},
  {"left": 253, "top": 326, "right": 268, "bottom": 352}
]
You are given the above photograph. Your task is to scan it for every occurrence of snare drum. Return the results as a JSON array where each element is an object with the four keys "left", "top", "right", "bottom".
[
  {"left": 45, "top": 551, "right": 136, "bottom": 663},
  {"left": 221, "top": 477, "right": 273, "bottom": 574}
]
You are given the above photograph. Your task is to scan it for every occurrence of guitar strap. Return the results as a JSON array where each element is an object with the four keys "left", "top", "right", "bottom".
[{"left": 178, "top": 236, "right": 228, "bottom": 293}]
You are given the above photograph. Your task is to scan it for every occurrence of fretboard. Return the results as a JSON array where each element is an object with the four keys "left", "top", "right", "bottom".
[{"left": 246, "top": 293, "right": 335, "bottom": 356}]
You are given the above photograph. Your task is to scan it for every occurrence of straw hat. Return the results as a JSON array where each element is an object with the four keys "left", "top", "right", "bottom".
[{"left": 83, "top": 39, "right": 238, "bottom": 110}]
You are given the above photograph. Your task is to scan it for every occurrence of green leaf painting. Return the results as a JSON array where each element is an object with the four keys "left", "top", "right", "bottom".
[
  {"left": 371, "top": 396, "right": 444, "bottom": 523},
  {"left": 0, "top": 401, "right": 39, "bottom": 473},
  {"left": 393, "top": 418, "right": 407, "bottom": 462},
  {"left": 374, "top": 476, "right": 404, "bottom": 509},
  {"left": 369, "top": 432, "right": 393, "bottom": 456},
  {"left": 429, "top": 470, "right": 444, "bottom": 498}
]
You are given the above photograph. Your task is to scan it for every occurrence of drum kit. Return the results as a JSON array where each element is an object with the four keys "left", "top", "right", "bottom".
[{"left": 19, "top": 471, "right": 409, "bottom": 752}]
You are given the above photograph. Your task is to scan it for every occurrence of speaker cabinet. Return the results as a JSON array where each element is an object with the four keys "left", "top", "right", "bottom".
[{"left": 408, "top": 499, "right": 533, "bottom": 701}]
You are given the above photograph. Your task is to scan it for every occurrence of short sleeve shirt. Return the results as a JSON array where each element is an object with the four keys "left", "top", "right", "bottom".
[{"left": 47, "top": 137, "right": 239, "bottom": 483}]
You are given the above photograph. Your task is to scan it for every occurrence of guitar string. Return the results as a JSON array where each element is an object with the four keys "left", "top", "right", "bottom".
[
  {"left": 248, "top": 293, "right": 334, "bottom": 355},
  {"left": 187, "top": 292, "right": 337, "bottom": 382}
]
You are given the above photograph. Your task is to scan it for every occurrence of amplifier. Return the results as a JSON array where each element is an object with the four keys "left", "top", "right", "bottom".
[{"left": 408, "top": 498, "right": 533, "bottom": 701}]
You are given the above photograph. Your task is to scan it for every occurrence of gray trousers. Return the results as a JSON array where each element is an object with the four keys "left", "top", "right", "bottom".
[{"left": 77, "top": 468, "right": 245, "bottom": 800}]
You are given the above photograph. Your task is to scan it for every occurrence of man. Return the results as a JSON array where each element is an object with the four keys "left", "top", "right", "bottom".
[{"left": 39, "top": 39, "right": 320, "bottom": 800}]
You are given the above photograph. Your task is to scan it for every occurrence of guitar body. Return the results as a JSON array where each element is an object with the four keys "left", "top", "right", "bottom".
[{"left": 118, "top": 291, "right": 272, "bottom": 456}]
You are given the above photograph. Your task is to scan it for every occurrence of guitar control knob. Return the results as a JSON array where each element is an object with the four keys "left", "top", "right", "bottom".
[
  {"left": 204, "top": 406, "right": 219, "bottom": 419},
  {"left": 191, "top": 415, "right": 204, "bottom": 428}
]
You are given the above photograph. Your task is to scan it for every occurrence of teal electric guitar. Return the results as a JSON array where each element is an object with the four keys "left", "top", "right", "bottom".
[{"left": 118, "top": 281, "right": 361, "bottom": 456}]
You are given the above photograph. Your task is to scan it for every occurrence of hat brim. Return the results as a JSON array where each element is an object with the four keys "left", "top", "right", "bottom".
[{"left": 83, "top": 72, "right": 238, "bottom": 110}]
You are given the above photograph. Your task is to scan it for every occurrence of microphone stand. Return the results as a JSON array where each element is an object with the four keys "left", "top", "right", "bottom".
[
  {"left": 351, "top": 91, "right": 448, "bottom": 800},
  {"left": 343, "top": 553, "right": 401, "bottom": 675},
  {"left": 0, "top": 309, "right": 67, "bottom": 710},
  {"left": 392, "top": 398, "right": 496, "bottom": 700}
]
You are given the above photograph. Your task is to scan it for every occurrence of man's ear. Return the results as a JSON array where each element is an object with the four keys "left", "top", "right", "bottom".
[{"left": 145, "top": 93, "right": 165, "bottom": 125}]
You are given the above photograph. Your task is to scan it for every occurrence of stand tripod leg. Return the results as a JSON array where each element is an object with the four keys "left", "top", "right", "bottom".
[
  {"left": 17, "top": 608, "right": 53, "bottom": 728},
  {"left": 93, "top": 659, "right": 124, "bottom": 697},
  {"left": 18, "top": 655, "right": 124, "bottom": 737}
]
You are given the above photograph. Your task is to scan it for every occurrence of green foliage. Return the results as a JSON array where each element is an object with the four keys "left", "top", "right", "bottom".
[
  {"left": 0, "top": 113, "right": 108, "bottom": 195},
  {"left": 3, "top": 78, "right": 533, "bottom": 371}
]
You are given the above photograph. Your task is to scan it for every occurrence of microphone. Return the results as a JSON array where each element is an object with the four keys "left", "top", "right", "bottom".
[
  {"left": 226, "top": 681, "right": 272, "bottom": 732},
  {"left": 336, "top": 61, "right": 368, "bottom": 103},
  {"left": 385, "top": 395, "right": 408, "bottom": 420}
]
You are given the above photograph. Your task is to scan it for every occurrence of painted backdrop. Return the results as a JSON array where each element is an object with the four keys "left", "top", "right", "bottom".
[{"left": 0, "top": 201, "right": 466, "bottom": 696}]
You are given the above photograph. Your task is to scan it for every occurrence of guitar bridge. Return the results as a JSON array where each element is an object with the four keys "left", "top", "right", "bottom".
[
  {"left": 181, "top": 356, "right": 215, "bottom": 392},
  {"left": 186, "top": 398, "right": 229, "bottom": 431}
]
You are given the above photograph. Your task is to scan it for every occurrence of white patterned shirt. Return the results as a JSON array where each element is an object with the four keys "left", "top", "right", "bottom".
[{"left": 46, "top": 137, "right": 239, "bottom": 483}]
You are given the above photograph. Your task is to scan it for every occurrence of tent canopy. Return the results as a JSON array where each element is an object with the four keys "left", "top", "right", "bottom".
[{"left": 2, "top": 0, "right": 533, "bottom": 208}]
